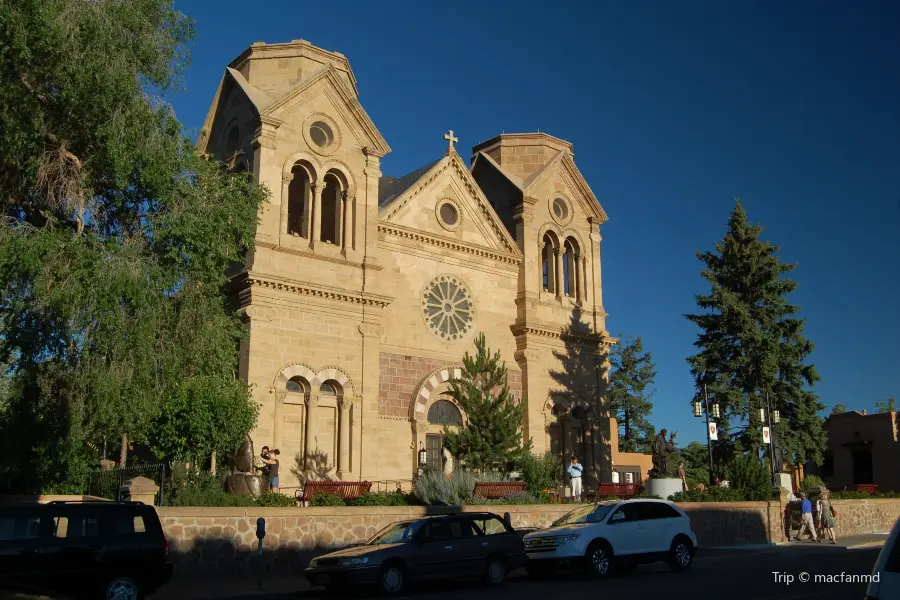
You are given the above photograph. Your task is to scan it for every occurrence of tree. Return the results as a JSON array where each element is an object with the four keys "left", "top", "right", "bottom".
[
  {"left": 685, "top": 200, "right": 826, "bottom": 468},
  {"left": 607, "top": 336, "right": 656, "bottom": 452},
  {"left": 0, "top": 1, "right": 266, "bottom": 490},
  {"left": 876, "top": 397, "right": 896, "bottom": 413},
  {"left": 830, "top": 404, "right": 846, "bottom": 416},
  {"left": 443, "top": 333, "right": 530, "bottom": 473},
  {"left": 678, "top": 440, "right": 711, "bottom": 485}
]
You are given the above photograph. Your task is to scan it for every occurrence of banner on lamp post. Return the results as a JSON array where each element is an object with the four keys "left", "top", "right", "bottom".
[
  {"left": 709, "top": 422, "right": 718, "bottom": 441},
  {"left": 762, "top": 426, "right": 771, "bottom": 444}
]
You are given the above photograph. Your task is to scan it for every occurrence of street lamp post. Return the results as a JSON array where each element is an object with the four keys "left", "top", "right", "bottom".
[
  {"left": 764, "top": 391, "right": 779, "bottom": 482},
  {"left": 692, "top": 381, "right": 717, "bottom": 487}
]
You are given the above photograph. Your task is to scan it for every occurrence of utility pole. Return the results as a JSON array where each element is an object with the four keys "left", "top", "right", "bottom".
[{"left": 703, "top": 383, "right": 715, "bottom": 486}]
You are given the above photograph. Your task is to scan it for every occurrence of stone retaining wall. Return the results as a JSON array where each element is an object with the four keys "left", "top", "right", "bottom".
[{"left": 156, "top": 498, "right": 900, "bottom": 574}]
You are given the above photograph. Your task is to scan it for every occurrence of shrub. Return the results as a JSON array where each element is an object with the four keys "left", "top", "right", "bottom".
[
  {"left": 352, "top": 492, "right": 415, "bottom": 506},
  {"left": 518, "top": 450, "right": 562, "bottom": 497},
  {"left": 633, "top": 489, "right": 662, "bottom": 499},
  {"left": 256, "top": 491, "right": 296, "bottom": 507},
  {"left": 413, "top": 469, "right": 476, "bottom": 505},
  {"left": 829, "top": 490, "right": 870, "bottom": 499},
  {"left": 309, "top": 492, "right": 346, "bottom": 506},
  {"left": 167, "top": 470, "right": 257, "bottom": 507},
  {"left": 669, "top": 486, "right": 745, "bottom": 503},
  {"left": 726, "top": 454, "right": 774, "bottom": 501},
  {"left": 799, "top": 475, "right": 825, "bottom": 494},
  {"left": 468, "top": 491, "right": 542, "bottom": 505},
  {"left": 476, "top": 471, "right": 514, "bottom": 483}
]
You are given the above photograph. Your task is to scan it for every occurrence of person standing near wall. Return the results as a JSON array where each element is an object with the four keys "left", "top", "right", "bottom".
[{"left": 568, "top": 457, "right": 584, "bottom": 503}]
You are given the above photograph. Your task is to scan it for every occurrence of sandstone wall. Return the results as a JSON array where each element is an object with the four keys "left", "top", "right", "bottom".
[{"left": 830, "top": 498, "right": 899, "bottom": 537}]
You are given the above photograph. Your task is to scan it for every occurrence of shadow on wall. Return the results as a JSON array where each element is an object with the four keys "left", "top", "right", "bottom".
[
  {"left": 290, "top": 448, "right": 335, "bottom": 484},
  {"left": 548, "top": 305, "right": 613, "bottom": 486},
  {"left": 680, "top": 505, "right": 771, "bottom": 547}
]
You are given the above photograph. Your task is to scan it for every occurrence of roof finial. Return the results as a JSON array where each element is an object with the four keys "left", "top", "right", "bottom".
[{"left": 444, "top": 130, "right": 458, "bottom": 154}]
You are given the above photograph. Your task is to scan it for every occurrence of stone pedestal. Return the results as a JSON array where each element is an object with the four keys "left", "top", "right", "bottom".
[
  {"left": 120, "top": 476, "right": 159, "bottom": 505},
  {"left": 645, "top": 477, "right": 684, "bottom": 500}
]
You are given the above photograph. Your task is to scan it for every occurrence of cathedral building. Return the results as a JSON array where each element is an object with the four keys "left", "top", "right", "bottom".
[{"left": 198, "top": 39, "right": 622, "bottom": 490}]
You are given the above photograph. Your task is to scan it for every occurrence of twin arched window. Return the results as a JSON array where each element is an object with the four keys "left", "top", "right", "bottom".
[
  {"left": 542, "top": 233, "right": 584, "bottom": 300},
  {"left": 285, "top": 163, "right": 349, "bottom": 249},
  {"left": 285, "top": 377, "right": 341, "bottom": 397}
]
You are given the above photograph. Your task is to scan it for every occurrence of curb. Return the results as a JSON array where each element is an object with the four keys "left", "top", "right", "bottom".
[
  {"left": 705, "top": 544, "right": 777, "bottom": 551},
  {"left": 847, "top": 541, "right": 886, "bottom": 549}
]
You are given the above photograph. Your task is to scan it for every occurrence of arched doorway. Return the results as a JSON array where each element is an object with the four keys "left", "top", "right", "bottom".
[{"left": 425, "top": 398, "right": 463, "bottom": 472}]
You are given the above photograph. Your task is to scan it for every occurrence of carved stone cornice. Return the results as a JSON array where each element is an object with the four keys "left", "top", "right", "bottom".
[
  {"left": 510, "top": 322, "right": 614, "bottom": 348},
  {"left": 514, "top": 349, "right": 543, "bottom": 363},
  {"left": 282, "top": 173, "right": 294, "bottom": 184},
  {"left": 378, "top": 224, "right": 521, "bottom": 266},
  {"left": 358, "top": 322, "right": 385, "bottom": 338},
  {"left": 412, "top": 420, "right": 428, "bottom": 434},
  {"left": 244, "top": 305, "right": 275, "bottom": 322},
  {"left": 338, "top": 396, "right": 352, "bottom": 412},
  {"left": 241, "top": 274, "right": 393, "bottom": 309},
  {"left": 306, "top": 394, "right": 320, "bottom": 409}
]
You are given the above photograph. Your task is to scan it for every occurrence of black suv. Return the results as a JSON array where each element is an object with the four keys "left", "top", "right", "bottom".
[{"left": 0, "top": 500, "right": 172, "bottom": 599}]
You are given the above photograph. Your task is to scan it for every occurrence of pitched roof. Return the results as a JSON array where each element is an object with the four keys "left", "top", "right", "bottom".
[{"left": 378, "top": 160, "right": 441, "bottom": 208}]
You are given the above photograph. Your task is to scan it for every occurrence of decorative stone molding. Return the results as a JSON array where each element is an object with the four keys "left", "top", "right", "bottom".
[
  {"left": 510, "top": 323, "right": 610, "bottom": 347},
  {"left": 248, "top": 277, "right": 392, "bottom": 309},
  {"left": 523, "top": 349, "right": 542, "bottom": 363},
  {"left": 358, "top": 322, "right": 385, "bottom": 338},
  {"left": 316, "top": 366, "right": 354, "bottom": 397},
  {"left": 549, "top": 194, "right": 574, "bottom": 227},
  {"left": 338, "top": 396, "right": 352, "bottom": 412},
  {"left": 378, "top": 224, "right": 520, "bottom": 266},
  {"left": 244, "top": 305, "right": 275, "bottom": 322},
  {"left": 412, "top": 420, "right": 428, "bottom": 434},
  {"left": 282, "top": 173, "right": 294, "bottom": 184},
  {"left": 273, "top": 363, "right": 318, "bottom": 389},
  {"left": 410, "top": 365, "right": 464, "bottom": 421},
  {"left": 435, "top": 197, "right": 462, "bottom": 232},
  {"left": 301, "top": 112, "right": 342, "bottom": 157},
  {"left": 305, "top": 394, "right": 320, "bottom": 409}
]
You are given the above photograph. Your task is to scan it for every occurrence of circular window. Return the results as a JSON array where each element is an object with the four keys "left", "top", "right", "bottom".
[
  {"left": 309, "top": 121, "right": 333, "bottom": 148},
  {"left": 440, "top": 203, "right": 458, "bottom": 225},
  {"left": 553, "top": 198, "right": 569, "bottom": 220},
  {"left": 422, "top": 275, "right": 475, "bottom": 341},
  {"left": 435, "top": 199, "right": 462, "bottom": 231}
]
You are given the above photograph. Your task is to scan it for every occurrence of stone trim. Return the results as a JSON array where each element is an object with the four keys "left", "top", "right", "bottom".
[
  {"left": 410, "top": 366, "right": 464, "bottom": 420},
  {"left": 378, "top": 224, "right": 521, "bottom": 266},
  {"left": 247, "top": 276, "right": 392, "bottom": 309},
  {"left": 510, "top": 323, "right": 614, "bottom": 348},
  {"left": 273, "top": 363, "right": 355, "bottom": 397}
]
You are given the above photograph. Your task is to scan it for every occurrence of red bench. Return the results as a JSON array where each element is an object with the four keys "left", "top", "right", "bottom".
[
  {"left": 296, "top": 481, "right": 372, "bottom": 503},
  {"left": 596, "top": 483, "right": 640, "bottom": 498},
  {"left": 473, "top": 482, "right": 527, "bottom": 499},
  {"left": 856, "top": 484, "right": 878, "bottom": 495}
]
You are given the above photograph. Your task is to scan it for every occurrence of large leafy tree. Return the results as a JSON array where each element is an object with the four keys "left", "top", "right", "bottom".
[
  {"left": 685, "top": 200, "right": 826, "bottom": 468},
  {"left": 0, "top": 0, "right": 266, "bottom": 490},
  {"left": 607, "top": 336, "right": 656, "bottom": 453},
  {"left": 443, "top": 333, "right": 530, "bottom": 473},
  {"left": 876, "top": 397, "right": 896, "bottom": 413}
]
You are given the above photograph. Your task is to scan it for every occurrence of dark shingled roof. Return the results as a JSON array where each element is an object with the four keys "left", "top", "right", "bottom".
[{"left": 378, "top": 159, "right": 440, "bottom": 209}]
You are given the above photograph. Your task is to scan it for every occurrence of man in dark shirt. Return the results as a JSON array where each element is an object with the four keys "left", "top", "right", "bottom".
[{"left": 263, "top": 449, "right": 280, "bottom": 492}]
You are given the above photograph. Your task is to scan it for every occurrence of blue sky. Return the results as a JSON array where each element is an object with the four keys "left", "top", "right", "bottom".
[{"left": 170, "top": 1, "right": 899, "bottom": 443}]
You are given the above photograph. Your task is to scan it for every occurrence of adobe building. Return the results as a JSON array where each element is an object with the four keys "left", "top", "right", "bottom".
[
  {"left": 198, "top": 39, "right": 625, "bottom": 490},
  {"left": 806, "top": 410, "right": 900, "bottom": 492}
]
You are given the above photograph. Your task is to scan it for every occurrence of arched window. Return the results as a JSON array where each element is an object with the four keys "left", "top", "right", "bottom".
[
  {"left": 286, "top": 376, "right": 309, "bottom": 395},
  {"left": 563, "top": 238, "right": 579, "bottom": 299},
  {"left": 320, "top": 173, "right": 341, "bottom": 245},
  {"left": 427, "top": 399, "right": 462, "bottom": 427},
  {"left": 320, "top": 381, "right": 339, "bottom": 396},
  {"left": 541, "top": 233, "right": 556, "bottom": 293},
  {"left": 287, "top": 164, "right": 311, "bottom": 237}
]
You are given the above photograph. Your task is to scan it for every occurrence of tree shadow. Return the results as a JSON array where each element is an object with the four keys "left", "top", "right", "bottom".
[
  {"left": 290, "top": 448, "right": 336, "bottom": 483},
  {"left": 547, "top": 304, "right": 613, "bottom": 489}
]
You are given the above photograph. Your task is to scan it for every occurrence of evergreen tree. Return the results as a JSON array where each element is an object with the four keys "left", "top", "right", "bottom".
[
  {"left": 0, "top": 1, "right": 266, "bottom": 490},
  {"left": 608, "top": 336, "right": 657, "bottom": 453},
  {"left": 685, "top": 200, "right": 826, "bottom": 468},
  {"left": 830, "top": 404, "right": 846, "bottom": 415},
  {"left": 443, "top": 333, "right": 530, "bottom": 473},
  {"left": 876, "top": 397, "right": 896, "bottom": 413}
]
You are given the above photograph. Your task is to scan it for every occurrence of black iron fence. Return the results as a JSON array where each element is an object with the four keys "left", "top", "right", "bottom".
[{"left": 84, "top": 463, "right": 168, "bottom": 505}]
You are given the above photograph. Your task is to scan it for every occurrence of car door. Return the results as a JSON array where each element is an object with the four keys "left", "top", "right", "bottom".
[
  {"left": 605, "top": 503, "right": 651, "bottom": 555},
  {"left": 446, "top": 517, "right": 488, "bottom": 577},
  {"left": 0, "top": 507, "right": 46, "bottom": 595},
  {"left": 472, "top": 515, "right": 524, "bottom": 566},
  {"left": 41, "top": 505, "right": 105, "bottom": 597},
  {"left": 409, "top": 520, "right": 464, "bottom": 580},
  {"left": 640, "top": 502, "right": 684, "bottom": 553}
]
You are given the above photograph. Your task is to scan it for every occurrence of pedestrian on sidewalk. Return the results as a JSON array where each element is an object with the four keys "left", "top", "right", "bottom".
[
  {"left": 568, "top": 457, "right": 584, "bottom": 503},
  {"left": 794, "top": 492, "right": 818, "bottom": 541},
  {"left": 262, "top": 448, "right": 281, "bottom": 492},
  {"left": 818, "top": 490, "right": 837, "bottom": 544}
]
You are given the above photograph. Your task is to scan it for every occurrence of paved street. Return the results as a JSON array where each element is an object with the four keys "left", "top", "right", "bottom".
[{"left": 156, "top": 539, "right": 886, "bottom": 600}]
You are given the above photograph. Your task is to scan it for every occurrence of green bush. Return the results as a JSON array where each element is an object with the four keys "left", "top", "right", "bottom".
[
  {"left": 352, "top": 492, "right": 415, "bottom": 506},
  {"left": 829, "top": 490, "right": 869, "bottom": 499},
  {"left": 633, "top": 489, "right": 662, "bottom": 499},
  {"left": 799, "top": 475, "right": 825, "bottom": 494},
  {"left": 256, "top": 491, "right": 296, "bottom": 507},
  {"left": 475, "top": 471, "right": 514, "bottom": 483},
  {"left": 413, "top": 470, "right": 476, "bottom": 505},
  {"left": 726, "top": 454, "right": 774, "bottom": 501},
  {"left": 310, "top": 492, "right": 346, "bottom": 506},
  {"left": 669, "top": 486, "right": 745, "bottom": 503},
  {"left": 468, "top": 491, "right": 542, "bottom": 505},
  {"left": 518, "top": 450, "right": 561, "bottom": 496},
  {"left": 166, "top": 470, "right": 257, "bottom": 507}
]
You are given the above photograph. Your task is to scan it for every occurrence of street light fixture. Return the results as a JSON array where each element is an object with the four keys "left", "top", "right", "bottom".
[
  {"left": 758, "top": 408, "right": 766, "bottom": 422},
  {"left": 711, "top": 403, "right": 721, "bottom": 419},
  {"left": 773, "top": 409, "right": 780, "bottom": 424},
  {"left": 691, "top": 381, "right": 716, "bottom": 487},
  {"left": 693, "top": 399, "right": 702, "bottom": 417},
  {"left": 418, "top": 443, "right": 427, "bottom": 469}
]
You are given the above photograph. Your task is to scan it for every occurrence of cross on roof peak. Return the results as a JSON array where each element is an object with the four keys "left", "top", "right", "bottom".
[{"left": 443, "top": 130, "right": 458, "bottom": 154}]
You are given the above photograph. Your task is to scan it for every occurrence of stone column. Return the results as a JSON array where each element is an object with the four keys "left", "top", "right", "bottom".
[
  {"left": 554, "top": 246, "right": 563, "bottom": 301},
  {"left": 272, "top": 391, "right": 286, "bottom": 452},
  {"left": 540, "top": 242, "right": 548, "bottom": 291},
  {"left": 581, "top": 256, "right": 589, "bottom": 305},
  {"left": 280, "top": 173, "right": 293, "bottom": 235},
  {"left": 304, "top": 394, "right": 319, "bottom": 472},
  {"left": 311, "top": 183, "right": 323, "bottom": 243},
  {"left": 337, "top": 396, "right": 352, "bottom": 478},
  {"left": 341, "top": 192, "right": 350, "bottom": 251},
  {"left": 582, "top": 416, "right": 594, "bottom": 477}
]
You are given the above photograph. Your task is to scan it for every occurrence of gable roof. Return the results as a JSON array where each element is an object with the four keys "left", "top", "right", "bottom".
[
  {"left": 379, "top": 160, "right": 441, "bottom": 208},
  {"left": 196, "top": 69, "right": 274, "bottom": 155},
  {"left": 261, "top": 63, "right": 390, "bottom": 156},
  {"left": 470, "top": 152, "right": 524, "bottom": 190},
  {"left": 379, "top": 151, "right": 522, "bottom": 256}
]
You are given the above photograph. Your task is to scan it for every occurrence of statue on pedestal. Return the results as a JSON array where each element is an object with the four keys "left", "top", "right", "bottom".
[
  {"left": 225, "top": 435, "right": 265, "bottom": 497},
  {"left": 649, "top": 429, "right": 677, "bottom": 478}
]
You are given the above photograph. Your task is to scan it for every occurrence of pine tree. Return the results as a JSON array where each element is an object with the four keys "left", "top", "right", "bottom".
[
  {"left": 608, "top": 336, "right": 657, "bottom": 453},
  {"left": 876, "top": 397, "right": 896, "bottom": 413},
  {"left": 443, "top": 333, "right": 530, "bottom": 473},
  {"left": 830, "top": 404, "right": 846, "bottom": 415},
  {"left": 685, "top": 200, "right": 826, "bottom": 467}
]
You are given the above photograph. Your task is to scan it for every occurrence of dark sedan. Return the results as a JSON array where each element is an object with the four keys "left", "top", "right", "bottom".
[{"left": 304, "top": 512, "right": 527, "bottom": 595}]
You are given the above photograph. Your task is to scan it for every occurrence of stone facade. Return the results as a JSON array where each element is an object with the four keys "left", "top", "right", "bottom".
[
  {"left": 156, "top": 498, "right": 900, "bottom": 574},
  {"left": 198, "top": 40, "right": 618, "bottom": 488}
]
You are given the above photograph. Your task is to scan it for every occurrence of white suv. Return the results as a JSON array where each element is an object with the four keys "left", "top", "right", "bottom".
[{"left": 523, "top": 499, "right": 698, "bottom": 578}]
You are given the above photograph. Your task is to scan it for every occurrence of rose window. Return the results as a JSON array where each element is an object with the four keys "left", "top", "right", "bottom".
[{"left": 422, "top": 275, "right": 474, "bottom": 340}]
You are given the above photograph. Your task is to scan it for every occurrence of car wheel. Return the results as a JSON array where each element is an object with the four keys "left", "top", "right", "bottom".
[
  {"left": 377, "top": 561, "right": 407, "bottom": 596},
  {"left": 585, "top": 541, "right": 613, "bottom": 579},
  {"left": 668, "top": 536, "right": 694, "bottom": 571},
  {"left": 105, "top": 576, "right": 142, "bottom": 600},
  {"left": 484, "top": 555, "right": 507, "bottom": 586}
]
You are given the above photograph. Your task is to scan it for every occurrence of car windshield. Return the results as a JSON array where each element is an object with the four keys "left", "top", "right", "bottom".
[
  {"left": 553, "top": 504, "right": 615, "bottom": 526},
  {"left": 366, "top": 520, "right": 422, "bottom": 545}
]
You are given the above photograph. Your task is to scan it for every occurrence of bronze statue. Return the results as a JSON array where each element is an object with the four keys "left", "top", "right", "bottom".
[
  {"left": 650, "top": 429, "right": 677, "bottom": 478},
  {"left": 225, "top": 434, "right": 265, "bottom": 497}
]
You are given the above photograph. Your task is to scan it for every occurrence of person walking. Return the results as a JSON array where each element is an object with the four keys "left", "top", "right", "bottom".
[
  {"left": 818, "top": 490, "right": 838, "bottom": 544},
  {"left": 794, "top": 492, "right": 818, "bottom": 541},
  {"left": 568, "top": 457, "right": 584, "bottom": 503}
]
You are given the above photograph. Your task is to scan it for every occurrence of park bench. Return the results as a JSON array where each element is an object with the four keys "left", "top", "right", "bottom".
[
  {"left": 855, "top": 484, "right": 878, "bottom": 495},
  {"left": 596, "top": 482, "right": 640, "bottom": 498},
  {"left": 473, "top": 481, "right": 527, "bottom": 499},
  {"left": 296, "top": 481, "right": 372, "bottom": 504}
]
